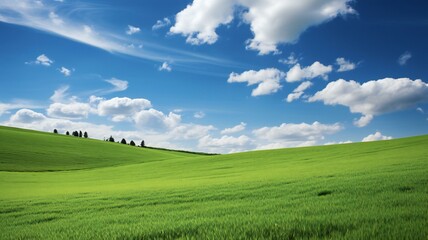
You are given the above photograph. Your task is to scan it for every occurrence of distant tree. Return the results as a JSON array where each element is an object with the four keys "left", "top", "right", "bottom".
[
  {"left": 66, "top": 131, "right": 70, "bottom": 136},
  {"left": 84, "top": 132, "right": 88, "bottom": 138},
  {"left": 108, "top": 136, "right": 115, "bottom": 142},
  {"left": 130, "top": 140, "right": 136, "bottom": 146},
  {"left": 53, "top": 129, "right": 58, "bottom": 134},
  {"left": 79, "top": 131, "right": 83, "bottom": 138},
  {"left": 140, "top": 140, "right": 145, "bottom": 147},
  {"left": 121, "top": 138, "right": 127, "bottom": 144},
  {"left": 72, "top": 131, "right": 79, "bottom": 137}
]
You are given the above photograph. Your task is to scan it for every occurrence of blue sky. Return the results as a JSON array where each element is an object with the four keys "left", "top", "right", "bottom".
[{"left": 0, "top": 0, "right": 427, "bottom": 153}]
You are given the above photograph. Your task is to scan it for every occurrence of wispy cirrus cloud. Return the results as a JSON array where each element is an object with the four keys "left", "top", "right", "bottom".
[
  {"left": 398, "top": 51, "right": 412, "bottom": 66},
  {"left": 0, "top": 0, "right": 233, "bottom": 67},
  {"left": 105, "top": 78, "right": 128, "bottom": 93}
]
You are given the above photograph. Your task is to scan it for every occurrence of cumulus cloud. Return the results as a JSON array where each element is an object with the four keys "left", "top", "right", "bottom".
[
  {"left": 47, "top": 102, "right": 92, "bottom": 119},
  {"left": 286, "top": 61, "right": 332, "bottom": 82},
  {"left": 194, "top": 111, "right": 205, "bottom": 119},
  {"left": 253, "top": 121, "right": 342, "bottom": 150},
  {"left": 10, "top": 109, "right": 46, "bottom": 123},
  {"left": 279, "top": 52, "right": 299, "bottom": 65},
  {"left": 170, "top": 0, "right": 235, "bottom": 45},
  {"left": 286, "top": 81, "right": 313, "bottom": 103},
  {"left": 309, "top": 78, "right": 428, "bottom": 127},
  {"left": 126, "top": 25, "right": 140, "bottom": 35},
  {"left": 362, "top": 132, "right": 392, "bottom": 142},
  {"left": 398, "top": 51, "right": 412, "bottom": 66},
  {"left": 134, "top": 109, "right": 181, "bottom": 132},
  {"left": 336, "top": 57, "right": 356, "bottom": 72},
  {"left": 97, "top": 97, "right": 152, "bottom": 121},
  {"left": 198, "top": 134, "right": 253, "bottom": 153},
  {"left": 59, "top": 66, "right": 71, "bottom": 76},
  {"left": 169, "top": 124, "right": 215, "bottom": 140},
  {"left": 152, "top": 18, "right": 171, "bottom": 30},
  {"left": 170, "top": 0, "right": 355, "bottom": 54},
  {"left": 159, "top": 62, "right": 172, "bottom": 72},
  {"left": 353, "top": 114, "right": 373, "bottom": 128},
  {"left": 33, "top": 54, "right": 53, "bottom": 66},
  {"left": 228, "top": 68, "right": 285, "bottom": 96},
  {"left": 221, "top": 122, "right": 246, "bottom": 135}
]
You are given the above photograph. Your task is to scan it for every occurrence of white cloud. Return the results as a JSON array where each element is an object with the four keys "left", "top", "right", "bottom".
[
  {"left": 279, "top": 52, "right": 299, "bottom": 65},
  {"left": 309, "top": 78, "right": 428, "bottom": 127},
  {"left": 221, "top": 122, "right": 246, "bottom": 135},
  {"left": 194, "top": 111, "right": 205, "bottom": 119},
  {"left": 228, "top": 68, "right": 285, "bottom": 96},
  {"left": 353, "top": 114, "right": 373, "bottom": 128},
  {"left": 133, "top": 109, "right": 181, "bottom": 132},
  {"left": 242, "top": 0, "right": 356, "bottom": 55},
  {"left": 47, "top": 102, "right": 92, "bottom": 119},
  {"left": 336, "top": 57, "right": 356, "bottom": 72},
  {"left": 50, "top": 85, "right": 70, "bottom": 103},
  {"left": 159, "top": 62, "right": 172, "bottom": 72},
  {"left": 286, "top": 61, "right": 332, "bottom": 82},
  {"left": 253, "top": 121, "right": 342, "bottom": 150},
  {"left": 97, "top": 97, "right": 152, "bottom": 121},
  {"left": 35, "top": 54, "right": 53, "bottom": 66},
  {"left": 152, "top": 18, "right": 171, "bottom": 30},
  {"left": 10, "top": 109, "right": 46, "bottom": 123},
  {"left": 169, "top": 124, "right": 215, "bottom": 140},
  {"left": 170, "top": 0, "right": 235, "bottom": 45},
  {"left": 170, "top": 0, "right": 355, "bottom": 54},
  {"left": 59, "top": 66, "right": 71, "bottom": 76},
  {"left": 126, "top": 25, "right": 140, "bottom": 35},
  {"left": 105, "top": 78, "right": 128, "bottom": 92},
  {"left": 398, "top": 51, "right": 412, "bottom": 66},
  {"left": 416, "top": 107, "right": 424, "bottom": 114},
  {"left": 324, "top": 140, "right": 352, "bottom": 145},
  {"left": 286, "top": 81, "right": 313, "bottom": 102},
  {"left": 198, "top": 134, "right": 253, "bottom": 153},
  {"left": 362, "top": 132, "right": 392, "bottom": 142}
]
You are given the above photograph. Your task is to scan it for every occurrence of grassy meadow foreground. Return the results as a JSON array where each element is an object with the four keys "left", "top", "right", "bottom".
[{"left": 0, "top": 126, "right": 427, "bottom": 239}]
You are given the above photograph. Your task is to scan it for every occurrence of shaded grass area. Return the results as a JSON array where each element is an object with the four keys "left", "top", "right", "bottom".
[
  {"left": 0, "top": 126, "right": 427, "bottom": 239},
  {"left": 0, "top": 126, "right": 200, "bottom": 172}
]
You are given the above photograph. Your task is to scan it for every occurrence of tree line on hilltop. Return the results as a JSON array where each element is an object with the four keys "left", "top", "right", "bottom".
[{"left": 53, "top": 129, "right": 146, "bottom": 148}]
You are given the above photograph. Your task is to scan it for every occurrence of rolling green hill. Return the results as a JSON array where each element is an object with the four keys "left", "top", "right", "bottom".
[{"left": 0, "top": 126, "right": 427, "bottom": 239}]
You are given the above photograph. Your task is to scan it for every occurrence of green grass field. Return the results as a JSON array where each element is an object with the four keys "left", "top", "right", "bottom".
[{"left": 0, "top": 126, "right": 427, "bottom": 239}]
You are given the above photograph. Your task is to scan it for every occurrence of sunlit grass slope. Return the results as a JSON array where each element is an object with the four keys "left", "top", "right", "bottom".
[{"left": 0, "top": 126, "right": 427, "bottom": 239}]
